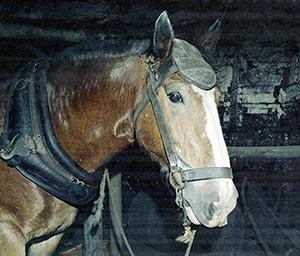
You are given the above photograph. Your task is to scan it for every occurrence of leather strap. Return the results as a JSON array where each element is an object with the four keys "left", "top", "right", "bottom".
[
  {"left": 181, "top": 167, "right": 233, "bottom": 182},
  {"left": 146, "top": 59, "right": 179, "bottom": 172},
  {"left": 134, "top": 55, "right": 234, "bottom": 191}
]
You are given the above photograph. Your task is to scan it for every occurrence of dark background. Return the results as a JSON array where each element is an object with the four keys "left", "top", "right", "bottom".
[
  {"left": 1, "top": 0, "right": 299, "bottom": 146},
  {"left": 0, "top": 1, "right": 299, "bottom": 255}
]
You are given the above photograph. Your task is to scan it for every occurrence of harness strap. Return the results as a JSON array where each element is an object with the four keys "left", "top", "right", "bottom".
[
  {"left": 181, "top": 167, "right": 233, "bottom": 181},
  {"left": 135, "top": 56, "right": 234, "bottom": 188},
  {"left": 146, "top": 60, "right": 179, "bottom": 172}
]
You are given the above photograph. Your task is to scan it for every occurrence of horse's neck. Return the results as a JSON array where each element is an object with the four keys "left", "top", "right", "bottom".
[{"left": 47, "top": 56, "right": 147, "bottom": 171}]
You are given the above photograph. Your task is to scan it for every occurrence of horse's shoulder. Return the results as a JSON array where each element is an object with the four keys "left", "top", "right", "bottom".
[{"left": 0, "top": 162, "right": 77, "bottom": 239}]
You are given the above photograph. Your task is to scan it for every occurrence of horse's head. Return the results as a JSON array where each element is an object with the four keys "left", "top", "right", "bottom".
[{"left": 135, "top": 12, "right": 238, "bottom": 228}]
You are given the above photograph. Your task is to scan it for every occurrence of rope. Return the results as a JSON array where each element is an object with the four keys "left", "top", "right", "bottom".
[
  {"left": 92, "top": 169, "right": 108, "bottom": 217},
  {"left": 83, "top": 170, "right": 108, "bottom": 254},
  {"left": 90, "top": 168, "right": 196, "bottom": 256},
  {"left": 184, "top": 230, "right": 197, "bottom": 256}
]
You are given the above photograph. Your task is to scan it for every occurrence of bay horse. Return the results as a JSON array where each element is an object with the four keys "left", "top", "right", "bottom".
[{"left": 0, "top": 12, "right": 238, "bottom": 255}]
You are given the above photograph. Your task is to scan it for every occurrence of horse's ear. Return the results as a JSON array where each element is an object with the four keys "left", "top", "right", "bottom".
[
  {"left": 197, "top": 19, "right": 222, "bottom": 56},
  {"left": 153, "top": 11, "right": 174, "bottom": 59}
]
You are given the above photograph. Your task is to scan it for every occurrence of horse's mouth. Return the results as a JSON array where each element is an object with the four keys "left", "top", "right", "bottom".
[
  {"left": 184, "top": 204, "right": 228, "bottom": 228},
  {"left": 184, "top": 205, "right": 201, "bottom": 225}
]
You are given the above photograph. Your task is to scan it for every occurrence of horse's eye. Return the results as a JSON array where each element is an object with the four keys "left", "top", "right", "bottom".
[{"left": 167, "top": 92, "right": 183, "bottom": 103}]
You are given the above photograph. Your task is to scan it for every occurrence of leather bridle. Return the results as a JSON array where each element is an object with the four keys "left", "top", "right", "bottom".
[{"left": 133, "top": 51, "right": 233, "bottom": 213}]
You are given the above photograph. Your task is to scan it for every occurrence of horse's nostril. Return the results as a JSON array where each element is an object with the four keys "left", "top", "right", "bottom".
[
  {"left": 206, "top": 201, "right": 222, "bottom": 220},
  {"left": 205, "top": 203, "right": 215, "bottom": 220}
]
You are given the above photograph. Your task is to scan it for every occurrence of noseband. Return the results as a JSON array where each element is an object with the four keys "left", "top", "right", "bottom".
[{"left": 133, "top": 40, "right": 233, "bottom": 213}]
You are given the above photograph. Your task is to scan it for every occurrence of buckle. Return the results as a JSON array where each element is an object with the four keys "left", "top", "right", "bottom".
[
  {"left": 0, "top": 135, "right": 35, "bottom": 160},
  {"left": 0, "top": 136, "right": 13, "bottom": 155},
  {"left": 169, "top": 170, "right": 185, "bottom": 190},
  {"left": 15, "top": 79, "right": 29, "bottom": 91}
]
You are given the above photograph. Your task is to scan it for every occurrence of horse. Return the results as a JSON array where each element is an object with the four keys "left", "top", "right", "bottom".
[{"left": 0, "top": 12, "right": 238, "bottom": 255}]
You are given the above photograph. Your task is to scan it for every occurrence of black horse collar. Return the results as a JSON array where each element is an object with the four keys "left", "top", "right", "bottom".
[{"left": 0, "top": 59, "right": 102, "bottom": 206}]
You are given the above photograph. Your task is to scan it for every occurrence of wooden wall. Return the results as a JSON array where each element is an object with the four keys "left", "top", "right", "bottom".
[{"left": 1, "top": 0, "right": 299, "bottom": 146}]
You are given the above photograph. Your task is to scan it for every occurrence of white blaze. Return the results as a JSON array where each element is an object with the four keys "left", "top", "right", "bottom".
[
  {"left": 185, "top": 87, "right": 237, "bottom": 227},
  {"left": 192, "top": 86, "right": 230, "bottom": 167},
  {"left": 185, "top": 86, "right": 238, "bottom": 227}
]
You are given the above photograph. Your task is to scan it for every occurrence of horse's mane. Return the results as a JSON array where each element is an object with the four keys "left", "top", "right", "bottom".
[{"left": 51, "top": 38, "right": 151, "bottom": 64}]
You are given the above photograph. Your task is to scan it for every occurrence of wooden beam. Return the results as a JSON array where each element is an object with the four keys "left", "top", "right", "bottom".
[
  {"left": 0, "top": 23, "right": 105, "bottom": 43},
  {"left": 0, "top": 1, "right": 299, "bottom": 44},
  {"left": 228, "top": 146, "right": 300, "bottom": 159}
]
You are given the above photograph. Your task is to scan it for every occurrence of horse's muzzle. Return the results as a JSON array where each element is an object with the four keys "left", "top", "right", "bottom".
[{"left": 182, "top": 178, "right": 238, "bottom": 227}]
